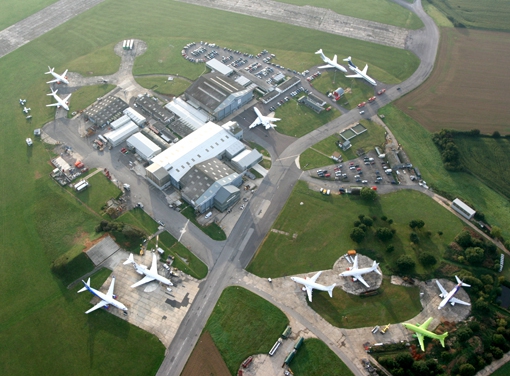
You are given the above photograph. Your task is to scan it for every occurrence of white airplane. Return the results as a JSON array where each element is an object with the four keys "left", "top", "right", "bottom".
[
  {"left": 315, "top": 49, "right": 347, "bottom": 73},
  {"left": 291, "top": 271, "right": 336, "bottom": 302},
  {"left": 436, "top": 276, "right": 471, "bottom": 310},
  {"left": 339, "top": 254, "right": 381, "bottom": 288},
  {"left": 249, "top": 107, "right": 280, "bottom": 130},
  {"left": 46, "top": 89, "right": 71, "bottom": 111},
  {"left": 77, "top": 276, "right": 128, "bottom": 314},
  {"left": 19, "top": 98, "right": 26, "bottom": 105},
  {"left": 124, "top": 253, "right": 173, "bottom": 288},
  {"left": 343, "top": 56, "right": 377, "bottom": 86},
  {"left": 23, "top": 107, "right": 31, "bottom": 114},
  {"left": 45, "top": 66, "right": 69, "bottom": 85}
]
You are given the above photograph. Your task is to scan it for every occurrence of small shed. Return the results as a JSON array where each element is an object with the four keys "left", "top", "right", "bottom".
[{"left": 126, "top": 132, "right": 161, "bottom": 161}]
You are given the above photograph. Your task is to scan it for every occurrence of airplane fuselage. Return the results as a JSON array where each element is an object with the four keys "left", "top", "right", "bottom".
[
  {"left": 84, "top": 284, "right": 127, "bottom": 311},
  {"left": 134, "top": 264, "right": 172, "bottom": 285},
  {"left": 291, "top": 276, "right": 329, "bottom": 292},
  {"left": 340, "top": 266, "right": 375, "bottom": 278},
  {"left": 346, "top": 60, "right": 377, "bottom": 86},
  {"left": 438, "top": 283, "right": 462, "bottom": 309}
]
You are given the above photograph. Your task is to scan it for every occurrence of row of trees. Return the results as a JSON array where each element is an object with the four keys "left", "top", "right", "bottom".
[{"left": 432, "top": 129, "right": 463, "bottom": 171}]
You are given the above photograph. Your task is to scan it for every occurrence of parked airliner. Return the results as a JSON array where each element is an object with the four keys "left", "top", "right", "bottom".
[
  {"left": 315, "top": 49, "right": 347, "bottom": 73},
  {"left": 78, "top": 276, "right": 128, "bottom": 314},
  {"left": 46, "top": 89, "right": 71, "bottom": 111},
  {"left": 343, "top": 56, "right": 377, "bottom": 86},
  {"left": 436, "top": 276, "right": 470, "bottom": 309},
  {"left": 46, "top": 66, "right": 69, "bottom": 85},
  {"left": 124, "top": 253, "right": 173, "bottom": 288},
  {"left": 291, "top": 271, "right": 336, "bottom": 302},
  {"left": 249, "top": 107, "right": 280, "bottom": 130},
  {"left": 339, "top": 254, "right": 381, "bottom": 288}
]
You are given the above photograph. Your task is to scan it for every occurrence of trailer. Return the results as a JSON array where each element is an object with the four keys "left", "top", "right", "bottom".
[
  {"left": 123, "top": 40, "right": 127, "bottom": 50},
  {"left": 129, "top": 39, "right": 134, "bottom": 50},
  {"left": 269, "top": 338, "right": 282, "bottom": 356},
  {"left": 294, "top": 337, "right": 304, "bottom": 350},
  {"left": 284, "top": 350, "right": 296, "bottom": 365},
  {"left": 281, "top": 325, "right": 292, "bottom": 339}
]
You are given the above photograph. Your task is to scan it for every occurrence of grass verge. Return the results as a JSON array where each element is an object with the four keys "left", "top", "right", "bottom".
[
  {"left": 181, "top": 206, "right": 226, "bottom": 241},
  {"left": 134, "top": 76, "right": 191, "bottom": 97},
  {"left": 67, "top": 84, "right": 116, "bottom": 117}
]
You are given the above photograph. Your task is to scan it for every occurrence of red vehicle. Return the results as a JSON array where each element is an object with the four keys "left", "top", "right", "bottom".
[
  {"left": 368, "top": 96, "right": 376, "bottom": 103},
  {"left": 357, "top": 102, "right": 366, "bottom": 108},
  {"left": 356, "top": 167, "right": 362, "bottom": 172},
  {"left": 120, "top": 148, "right": 127, "bottom": 154},
  {"left": 377, "top": 88, "right": 386, "bottom": 95},
  {"left": 324, "top": 173, "right": 331, "bottom": 177}
]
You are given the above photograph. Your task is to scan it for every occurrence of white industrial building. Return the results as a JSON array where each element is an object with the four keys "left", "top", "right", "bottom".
[
  {"left": 231, "top": 149, "right": 263, "bottom": 172},
  {"left": 165, "top": 97, "right": 209, "bottom": 131},
  {"left": 126, "top": 133, "right": 161, "bottom": 161},
  {"left": 123, "top": 107, "right": 146, "bottom": 126},
  {"left": 146, "top": 122, "right": 245, "bottom": 189},
  {"left": 451, "top": 199, "right": 476, "bottom": 220},
  {"left": 104, "top": 122, "right": 139, "bottom": 147},
  {"left": 206, "top": 58, "right": 233, "bottom": 76},
  {"left": 110, "top": 114, "right": 131, "bottom": 130}
]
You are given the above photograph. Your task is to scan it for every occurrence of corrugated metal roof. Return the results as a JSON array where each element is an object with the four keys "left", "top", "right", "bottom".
[
  {"left": 206, "top": 59, "right": 233, "bottom": 76},
  {"left": 126, "top": 133, "right": 161, "bottom": 159}
]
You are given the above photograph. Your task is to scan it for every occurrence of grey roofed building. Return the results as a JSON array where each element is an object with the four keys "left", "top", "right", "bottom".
[
  {"left": 184, "top": 72, "right": 253, "bottom": 120},
  {"left": 180, "top": 158, "right": 242, "bottom": 213},
  {"left": 230, "top": 149, "right": 263, "bottom": 172},
  {"left": 84, "top": 96, "right": 129, "bottom": 127}
]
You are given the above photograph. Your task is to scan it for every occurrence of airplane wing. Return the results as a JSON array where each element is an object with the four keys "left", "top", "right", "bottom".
[
  {"left": 318, "top": 64, "right": 333, "bottom": 69},
  {"left": 149, "top": 254, "right": 158, "bottom": 273},
  {"left": 416, "top": 332, "right": 425, "bottom": 351},
  {"left": 450, "top": 297, "right": 470, "bottom": 306},
  {"left": 353, "top": 255, "right": 359, "bottom": 270},
  {"left": 85, "top": 300, "right": 109, "bottom": 314},
  {"left": 249, "top": 118, "right": 261, "bottom": 129},
  {"left": 46, "top": 103, "right": 59, "bottom": 107},
  {"left": 62, "top": 69, "right": 68, "bottom": 77},
  {"left": 46, "top": 79, "right": 59, "bottom": 84},
  {"left": 362, "top": 64, "right": 369, "bottom": 74},
  {"left": 436, "top": 280, "right": 448, "bottom": 297},
  {"left": 354, "top": 274, "right": 370, "bottom": 288},
  {"left": 63, "top": 94, "right": 72, "bottom": 102},
  {"left": 310, "top": 271, "right": 322, "bottom": 283},
  {"left": 306, "top": 285, "right": 313, "bottom": 302},
  {"left": 131, "top": 276, "right": 155, "bottom": 288},
  {"left": 332, "top": 55, "right": 338, "bottom": 64},
  {"left": 106, "top": 277, "right": 116, "bottom": 298},
  {"left": 346, "top": 73, "right": 363, "bottom": 78},
  {"left": 419, "top": 317, "right": 434, "bottom": 330}
]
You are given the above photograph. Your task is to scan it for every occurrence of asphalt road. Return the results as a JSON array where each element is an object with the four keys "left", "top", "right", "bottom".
[{"left": 156, "top": 1, "right": 439, "bottom": 375}]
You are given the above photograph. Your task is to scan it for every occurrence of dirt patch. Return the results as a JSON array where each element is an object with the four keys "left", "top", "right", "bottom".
[
  {"left": 396, "top": 28, "right": 510, "bottom": 134},
  {"left": 82, "top": 233, "right": 108, "bottom": 250},
  {"left": 34, "top": 170, "right": 42, "bottom": 179},
  {"left": 181, "top": 331, "right": 230, "bottom": 376}
]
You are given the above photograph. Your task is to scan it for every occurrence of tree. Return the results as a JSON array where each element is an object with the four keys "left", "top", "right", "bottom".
[
  {"left": 360, "top": 186, "right": 377, "bottom": 201},
  {"left": 412, "top": 361, "right": 429, "bottom": 376},
  {"left": 386, "top": 245, "right": 395, "bottom": 253},
  {"left": 396, "top": 255, "right": 415, "bottom": 273},
  {"left": 493, "top": 131, "right": 501, "bottom": 138},
  {"left": 455, "top": 230, "right": 473, "bottom": 248},
  {"left": 361, "top": 217, "right": 373, "bottom": 227},
  {"left": 459, "top": 364, "right": 476, "bottom": 376},
  {"left": 395, "top": 353, "right": 414, "bottom": 369},
  {"left": 419, "top": 253, "right": 437, "bottom": 267},
  {"left": 376, "top": 227, "right": 394, "bottom": 241},
  {"left": 465, "top": 247, "right": 485, "bottom": 265},
  {"left": 387, "top": 219, "right": 393, "bottom": 225},
  {"left": 350, "top": 227, "right": 365, "bottom": 243},
  {"left": 409, "top": 219, "right": 424, "bottom": 229},
  {"left": 457, "top": 326, "right": 473, "bottom": 341},
  {"left": 410, "top": 232, "right": 420, "bottom": 244},
  {"left": 490, "top": 226, "right": 502, "bottom": 240}
]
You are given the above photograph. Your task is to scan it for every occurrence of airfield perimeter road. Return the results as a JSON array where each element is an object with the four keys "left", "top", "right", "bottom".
[
  {"left": 0, "top": 0, "right": 437, "bottom": 374},
  {"left": 158, "top": 1, "right": 439, "bottom": 375}
]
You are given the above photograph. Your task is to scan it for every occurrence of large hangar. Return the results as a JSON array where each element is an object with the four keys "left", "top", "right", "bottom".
[
  {"left": 184, "top": 72, "right": 253, "bottom": 120},
  {"left": 146, "top": 122, "right": 245, "bottom": 189}
]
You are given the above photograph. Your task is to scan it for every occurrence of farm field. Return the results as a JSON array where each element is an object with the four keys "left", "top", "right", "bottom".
[
  {"left": 181, "top": 331, "right": 230, "bottom": 376},
  {"left": 0, "top": 0, "right": 57, "bottom": 30},
  {"left": 204, "top": 287, "right": 289, "bottom": 375},
  {"left": 275, "top": 0, "right": 423, "bottom": 29},
  {"left": 134, "top": 75, "right": 191, "bottom": 97},
  {"left": 274, "top": 98, "right": 340, "bottom": 138},
  {"left": 396, "top": 27, "right": 510, "bottom": 134},
  {"left": 247, "top": 181, "right": 464, "bottom": 278},
  {"left": 454, "top": 136, "right": 510, "bottom": 199},
  {"left": 378, "top": 105, "right": 510, "bottom": 240},
  {"left": 309, "top": 277, "right": 421, "bottom": 328},
  {"left": 299, "top": 119, "right": 386, "bottom": 170},
  {"left": 426, "top": 0, "right": 510, "bottom": 31},
  {"left": 289, "top": 338, "right": 355, "bottom": 376}
]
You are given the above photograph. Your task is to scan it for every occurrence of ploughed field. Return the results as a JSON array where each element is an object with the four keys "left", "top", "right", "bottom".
[
  {"left": 396, "top": 28, "right": 510, "bottom": 134},
  {"left": 181, "top": 331, "right": 230, "bottom": 376}
]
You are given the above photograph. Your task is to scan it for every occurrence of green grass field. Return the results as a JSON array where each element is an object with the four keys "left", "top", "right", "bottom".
[
  {"left": 0, "top": 0, "right": 58, "bottom": 30},
  {"left": 289, "top": 338, "right": 354, "bottom": 376},
  {"left": 491, "top": 359, "right": 510, "bottom": 376},
  {"left": 71, "top": 170, "right": 122, "bottom": 213},
  {"left": 378, "top": 105, "right": 510, "bottom": 240},
  {"left": 423, "top": 2, "right": 454, "bottom": 28},
  {"left": 67, "top": 43, "right": 121, "bottom": 77},
  {"left": 205, "top": 286, "right": 289, "bottom": 374},
  {"left": 453, "top": 136, "right": 510, "bottom": 199},
  {"left": 309, "top": 277, "right": 421, "bottom": 328},
  {"left": 274, "top": 99, "right": 340, "bottom": 137},
  {"left": 134, "top": 76, "right": 191, "bottom": 97},
  {"left": 275, "top": 0, "right": 423, "bottom": 29},
  {"left": 300, "top": 119, "right": 386, "bottom": 170},
  {"left": 181, "top": 206, "right": 226, "bottom": 241},
  {"left": 247, "top": 181, "right": 464, "bottom": 278},
  {"left": 67, "top": 84, "right": 116, "bottom": 117},
  {"left": 426, "top": 0, "right": 510, "bottom": 31}
]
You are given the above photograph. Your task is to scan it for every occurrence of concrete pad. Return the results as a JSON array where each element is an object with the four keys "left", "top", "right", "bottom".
[{"left": 85, "top": 235, "right": 121, "bottom": 267}]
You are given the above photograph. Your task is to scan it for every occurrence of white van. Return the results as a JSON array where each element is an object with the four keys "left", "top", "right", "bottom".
[{"left": 205, "top": 212, "right": 212, "bottom": 219}]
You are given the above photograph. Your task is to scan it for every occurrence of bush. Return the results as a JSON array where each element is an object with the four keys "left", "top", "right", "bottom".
[
  {"left": 396, "top": 255, "right": 415, "bottom": 273},
  {"left": 456, "top": 230, "right": 473, "bottom": 248},
  {"left": 386, "top": 245, "right": 395, "bottom": 253},
  {"left": 409, "top": 219, "right": 425, "bottom": 229},
  {"left": 361, "top": 217, "right": 374, "bottom": 227},
  {"left": 376, "top": 227, "right": 394, "bottom": 241},
  {"left": 457, "top": 326, "right": 473, "bottom": 342},
  {"left": 419, "top": 253, "right": 437, "bottom": 267},
  {"left": 381, "top": 215, "right": 387, "bottom": 221},
  {"left": 459, "top": 364, "right": 476, "bottom": 376},
  {"left": 410, "top": 232, "right": 419, "bottom": 244},
  {"left": 350, "top": 227, "right": 366, "bottom": 243},
  {"left": 491, "top": 346, "right": 504, "bottom": 359},
  {"left": 465, "top": 247, "right": 485, "bottom": 265}
]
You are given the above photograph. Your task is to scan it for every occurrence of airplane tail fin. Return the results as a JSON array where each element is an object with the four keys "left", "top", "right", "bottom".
[
  {"left": 455, "top": 275, "right": 470, "bottom": 287},
  {"left": 78, "top": 278, "right": 91, "bottom": 293},
  {"left": 47, "top": 89, "right": 58, "bottom": 96},
  {"left": 438, "top": 332, "right": 448, "bottom": 347},
  {"left": 45, "top": 66, "right": 54, "bottom": 74},
  {"left": 327, "top": 283, "right": 336, "bottom": 298},
  {"left": 372, "top": 261, "right": 382, "bottom": 275},
  {"left": 332, "top": 55, "right": 338, "bottom": 64},
  {"left": 343, "top": 56, "right": 352, "bottom": 62},
  {"left": 315, "top": 49, "right": 326, "bottom": 60},
  {"left": 123, "top": 253, "right": 135, "bottom": 265}
]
